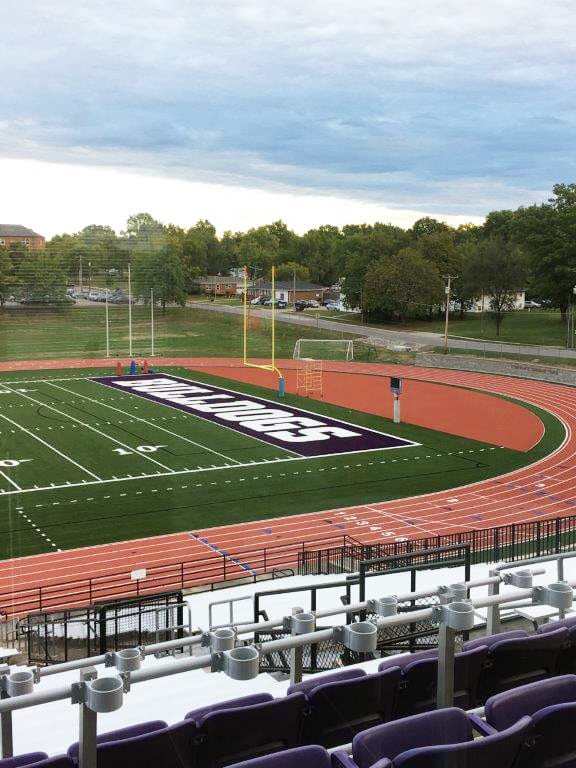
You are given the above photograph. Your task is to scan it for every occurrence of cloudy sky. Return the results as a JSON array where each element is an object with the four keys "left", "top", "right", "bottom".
[{"left": 1, "top": 1, "right": 575, "bottom": 237}]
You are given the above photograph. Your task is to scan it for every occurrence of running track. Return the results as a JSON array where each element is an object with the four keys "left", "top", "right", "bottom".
[{"left": 0, "top": 357, "right": 574, "bottom": 618}]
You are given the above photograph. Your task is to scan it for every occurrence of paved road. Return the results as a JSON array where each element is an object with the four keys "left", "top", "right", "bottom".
[{"left": 189, "top": 301, "right": 576, "bottom": 361}]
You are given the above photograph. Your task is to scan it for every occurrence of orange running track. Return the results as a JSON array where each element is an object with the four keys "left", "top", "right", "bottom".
[{"left": 0, "top": 357, "right": 570, "bottom": 618}]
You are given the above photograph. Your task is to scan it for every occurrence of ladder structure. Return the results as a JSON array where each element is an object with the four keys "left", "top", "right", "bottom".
[{"left": 296, "top": 357, "right": 323, "bottom": 397}]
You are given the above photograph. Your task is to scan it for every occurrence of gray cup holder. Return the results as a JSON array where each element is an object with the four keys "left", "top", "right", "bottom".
[
  {"left": 443, "top": 601, "right": 475, "bottom": 631},
  {"left": 292, "top": 612, "right": 316, "bottom": 635},
  {"left": 223, "top": 646, "right": 260, "bottom": 680},
  {"left": 114, "top": 648, "right": 142, "bottom": 672},
  {"left": 7, "top": 670, "right": 34, "bottom": 697},
  {"left": 343, "top": 621, "right": 378, "bottom": 652},
  {"left": 210, "top": 628, "right": 236, "bottom": 652},
  {"left": 375, "top": 597, "right": 398, "bottom": 617},
  {"left": 544, "top": 582, "right": 573, "bottom": 610},
  {"left": 86, "top": 676, "right": 124, "bottom": 713}
]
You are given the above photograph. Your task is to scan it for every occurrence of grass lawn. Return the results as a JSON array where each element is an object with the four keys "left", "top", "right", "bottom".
[
  {"left": 0, "top": 305, "right": 369, "bottom": 362},
  {"left": 0, "top": 366, "right": 564, "bottom": 559},
  {"left": 362, "top": 310, "right": 567, "bottom": 346}
]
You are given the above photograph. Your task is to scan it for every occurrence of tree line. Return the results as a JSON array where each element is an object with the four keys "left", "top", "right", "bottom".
[{"left": 1, "top": 184, "right": 576, "bottom": 333}]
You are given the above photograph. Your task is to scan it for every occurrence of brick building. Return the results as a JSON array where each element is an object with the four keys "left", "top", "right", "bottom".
[{"left": 0, "top": 224, "right": 46, "bottom": 250}]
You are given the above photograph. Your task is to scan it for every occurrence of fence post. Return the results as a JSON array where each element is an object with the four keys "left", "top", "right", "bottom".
[
  {"left": 78, "top": 667, "right": 98, "bottom": 768},
  {"left": 437, "top": 623, "right": 456, "bottom": 708},
  {"left": 0, "top": 688, "right": 13, "bottom": 759},
  {"left": 556, "top": 517, "right": 562, "bottom": 554},
  {"left": 537, "top": 521, "right": 542, "bottom": 557},
  {"left": 180, "top": 562, "right": 185, "bottom": 590}
]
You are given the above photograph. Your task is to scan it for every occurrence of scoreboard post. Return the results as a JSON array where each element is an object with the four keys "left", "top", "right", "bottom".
[{"left": 390, "top": 376, "right": 402, "bottom": 424}]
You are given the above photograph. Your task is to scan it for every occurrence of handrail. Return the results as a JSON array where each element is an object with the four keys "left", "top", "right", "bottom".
[{"left": 0, "top": 568, "right": 570, "bottom": 768}]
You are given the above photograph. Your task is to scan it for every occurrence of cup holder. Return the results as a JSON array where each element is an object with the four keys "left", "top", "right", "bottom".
[
  {"left": 222, "top": 646, "right": 260, "bottom": 680},
  {"left": 7, "top": 670, "right": 34, "bottom": 697},
  {"left": 85, "top": 676, "right": 124, "bottom": 713}
]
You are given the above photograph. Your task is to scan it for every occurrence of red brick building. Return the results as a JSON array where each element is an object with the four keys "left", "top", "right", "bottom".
[{"left": 0, "top": 225, "right": 46, "bottom": 250}]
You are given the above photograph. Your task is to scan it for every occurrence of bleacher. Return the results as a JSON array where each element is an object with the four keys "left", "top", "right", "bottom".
[{"left": 3, "top": 554, "right": 576, "bottom": 768}]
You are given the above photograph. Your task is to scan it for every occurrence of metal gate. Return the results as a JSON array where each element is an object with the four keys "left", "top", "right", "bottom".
[{"left": 21, "top": 591, "right": 186, "bottom": 666}]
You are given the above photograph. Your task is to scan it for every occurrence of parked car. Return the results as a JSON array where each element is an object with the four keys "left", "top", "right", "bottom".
[
  {"left": 250, "top": 296, "right": 263, "bottom": 305},
  {"left": 325, "top": 301, "right": 340, "bottom": 311},
  {"left": 307, "top": 299, "right": 320, "bottom": 308},
  {"left": 524, "top": 300, "right": 541, "bottom": 309}
]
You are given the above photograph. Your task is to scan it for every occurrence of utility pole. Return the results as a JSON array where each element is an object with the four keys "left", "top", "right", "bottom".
[
  {"left": 293, "top": 270, "right": 297, "bottom": 312},
  {"left": 79, "top": 255, "right": 83, "bottom": 294},
  {"left": 567, "top": 286, "right": 576, "bottom": 349},
  {"left": 443, "top": 275, "right": 455, "bottom": 354}
]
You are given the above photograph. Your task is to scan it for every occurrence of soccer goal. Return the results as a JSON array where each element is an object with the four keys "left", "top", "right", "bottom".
[{"left": 293, "top": 338, "right": 354, "bottom": 361}]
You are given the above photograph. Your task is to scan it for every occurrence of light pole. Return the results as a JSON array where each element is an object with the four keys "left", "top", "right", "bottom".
[
  {"left": 567, "top": 286, "right": 576, "bottom": 349},
  {"left": 443, "top": 275, "right": 455, "bottom": 354}
]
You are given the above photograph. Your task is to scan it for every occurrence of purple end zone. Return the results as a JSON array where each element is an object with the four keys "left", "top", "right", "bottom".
[{"left": 92, "top": 373, "right": 419, "bottom": 458}]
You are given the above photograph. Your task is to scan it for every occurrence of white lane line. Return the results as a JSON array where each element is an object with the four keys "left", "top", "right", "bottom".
[
  {"left": 0, "top": 383, "right": 176, "bottom": 474},
  {"left": 0, "top": 411, "right": 102, "bottom": 481},
  {"left": 48, "top": 381, "right": 241, "bottom": 466}
]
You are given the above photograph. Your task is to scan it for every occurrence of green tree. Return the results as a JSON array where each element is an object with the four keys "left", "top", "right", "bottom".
[
  {"left": 275, "top": 261, "right": 310, "bottom": 281},
  {"left": 132, "top": 245, "right": 187, "bottom": 311},
  {"left": 0, "top": 248, "right": 14, "bottom": 306},
  {"left": 363, "top": 248, "right": 443, "bottom": 322},
  {"left": 463, "top": 236, "right": 527, "bottom": 335},
  {"left": 299, "top": 225, "right": 343, "bottom": 284}
]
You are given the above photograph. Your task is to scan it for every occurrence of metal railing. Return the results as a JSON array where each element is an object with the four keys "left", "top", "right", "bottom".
[
  {"left": 0, "top": 560, "right": 567, "bottom": 768},
  {"left": 0, "top": 534, "right": 360, "bottom": 619},
  {"left": 298, "top": 514, "right": 576, "bottom": 575}
]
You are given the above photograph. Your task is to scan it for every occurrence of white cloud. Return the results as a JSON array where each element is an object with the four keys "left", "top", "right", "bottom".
[{"left": 0, "top": 158, "right": 483, "bottom": 238}]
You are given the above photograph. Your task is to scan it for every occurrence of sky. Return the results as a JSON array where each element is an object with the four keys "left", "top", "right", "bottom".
[{"left": 1, "top": 0, "right": 575, "bottom": 238}]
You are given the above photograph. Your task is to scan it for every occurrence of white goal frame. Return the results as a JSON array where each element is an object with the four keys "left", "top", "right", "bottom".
[{"left": 293, "top": 338, "right": 354, "bottom": 361}]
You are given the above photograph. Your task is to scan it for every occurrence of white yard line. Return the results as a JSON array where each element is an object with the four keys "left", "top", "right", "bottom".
[
  {"left": 0, "top": 457, "right": 293, "bottom": 496},
  {"left": 0, "top": 469, "right": 22, "bottom": 491},
  {"left": 0, "top": 411, "right": 102, "bottom": 481},
  {"left": 0, "top": 383, "right": 176, "bottom": 474},
  {"left": 48, "top": 381, "right": 241, "bottom": 466}
]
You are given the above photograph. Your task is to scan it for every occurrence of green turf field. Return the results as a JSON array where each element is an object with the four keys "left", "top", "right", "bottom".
[{"left": 0, "top": 367, "right": 564, "bottom": 559}]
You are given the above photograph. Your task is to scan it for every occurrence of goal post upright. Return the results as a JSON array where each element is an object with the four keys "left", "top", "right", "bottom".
[{"left": 243, "top": 264, "right": 285, "bottom": 397}]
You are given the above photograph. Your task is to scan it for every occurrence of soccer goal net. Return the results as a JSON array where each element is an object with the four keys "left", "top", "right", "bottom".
[{"left": 293, "top": 338, "right": 354, "bottom": 361}]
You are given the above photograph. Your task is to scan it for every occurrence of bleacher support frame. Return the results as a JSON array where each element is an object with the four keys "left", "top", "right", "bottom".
[{"left": 0, "top": 555, "right": 574, "bottom": 768}]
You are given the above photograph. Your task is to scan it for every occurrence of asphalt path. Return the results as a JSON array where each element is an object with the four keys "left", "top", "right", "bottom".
[{"left": 188, "top": 301, "right": 576, "bottom": 360}]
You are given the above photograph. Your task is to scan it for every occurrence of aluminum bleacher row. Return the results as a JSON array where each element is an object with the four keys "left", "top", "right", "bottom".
[{"left": 2, "top": 562, "right": 576, "bottom": 768}]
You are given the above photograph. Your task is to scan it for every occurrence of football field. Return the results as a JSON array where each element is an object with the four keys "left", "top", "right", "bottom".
[{"left": 0, "top": 366, "right": 563, "bottom": 559}]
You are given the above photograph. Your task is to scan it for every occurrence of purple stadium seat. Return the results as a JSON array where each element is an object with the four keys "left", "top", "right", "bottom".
[
  {"left": 302, "top": 667, "right": 401, "bottom": 747},
  {"left": 67, "top": 720, "right": 167, "bottom": 762},
  {"left": 538, "top": 616, "right": 576, "bottom": 673},
  {"left": 185, "top": 693, "right": 274, "bottom": 721},
  {"left": 69, "top": 719, "right": 197, "bottom": 768},
  {"left": 197, "top": 693, "right": 307, "bottom": 768},
  {"left": 484, "top": 675, "right": 576, "bottom": 768},
  {"left": 287, "top": 668, "right": 366, "bottom": 696},
  {"left": 391, "top": 646, "right": 488, "bottom": 715},
  {"left": 462, "top": 629, "right": 529, "bottom": 652},
  {"left": 0, "top": 760, "right": 73, "bottom": 768},
  {"left": 331, "top": 708, "right": 531, "bottom": 768},
  {"left": 474, "top": 627, "right": 568, "bottom": 699},
  {"left": 228, "top": 746, "right": 330, "bottom": 768},
  {"left": 0, "top": 756, "right": 49, "bottom": 768},
  {"left": 377, "top": 649, "right": 438, "bottom": 674}
]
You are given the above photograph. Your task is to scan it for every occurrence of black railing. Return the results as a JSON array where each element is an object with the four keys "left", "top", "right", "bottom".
[{"left": 298, "top": 514, "right": 576, "bottom": 575}]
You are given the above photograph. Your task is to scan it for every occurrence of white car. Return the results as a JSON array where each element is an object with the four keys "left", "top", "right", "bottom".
[{"left": 250, "top": 297, "right": 263, "bottom": 305}]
